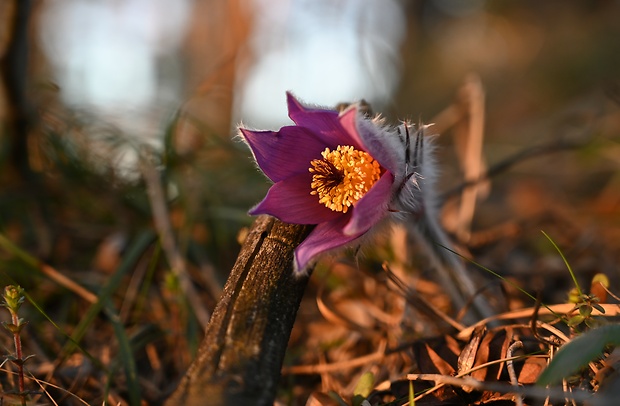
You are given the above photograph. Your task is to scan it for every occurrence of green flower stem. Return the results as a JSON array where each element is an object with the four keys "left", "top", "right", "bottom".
[
  {"left": 11, "top": 308, "right": 26, "bottom": 398},
  {"left": 2, "top": 285, "right": 27, "bottom": 405}
]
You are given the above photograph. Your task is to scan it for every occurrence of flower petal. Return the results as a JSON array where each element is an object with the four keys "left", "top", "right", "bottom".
[
  {"left": 343, "top": 171, "right": 394, "bottom": 236},
  {"left": 286, "top": 92, "right": 364, "bottom": 150},
  {"left": 293, "top": 214, "right": 361, "bottom": 272},
  {"left": 339, "top": 108, "right": 401, "bottom": 175},
  {"left": 241, "top": 126, "right": 327, "bottom": 182},
  {"left": 249, "top": 172, "right": 342, "bottom": 224}
]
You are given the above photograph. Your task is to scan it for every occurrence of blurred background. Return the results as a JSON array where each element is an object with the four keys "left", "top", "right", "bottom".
[
  {"left": 1, "top": 0, "right": 620, "bottom": 404},
  {"left": 2, "top": 0, "right": 615, "bottom": 274}
]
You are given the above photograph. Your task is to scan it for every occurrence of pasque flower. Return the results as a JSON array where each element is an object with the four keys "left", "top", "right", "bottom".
[
  {"left": 240, "top": 92, "right": 494, "bottom": 323},
  {"left": 240, "top": 92, "right": 432, "bottom": 273}
]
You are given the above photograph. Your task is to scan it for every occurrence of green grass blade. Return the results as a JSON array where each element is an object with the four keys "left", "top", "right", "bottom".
[
  {"left": 61, "top": 231, "right": 155, "bottom": 357},
  {"left": 0, "top": 233, "right": 39, "bottom": 268},
  {"left": 541, "top": 230, "right": 582, "bottom": 297},
  {"left": 437, "top": 243, "right": 562, "bottom": 318},
  {"left": 104, "top": 300, "right": 141, "bottom": 406},
  {"left": 23, "top": 290, "right": 106, "bottom": 371}
]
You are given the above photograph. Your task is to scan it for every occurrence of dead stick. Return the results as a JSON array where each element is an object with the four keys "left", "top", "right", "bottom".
[{"left": 165, "top": 215, "right": 313, "bottom": 406}]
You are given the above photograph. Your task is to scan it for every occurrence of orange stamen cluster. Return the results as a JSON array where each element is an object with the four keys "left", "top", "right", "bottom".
[{"left": 309, "top": 145, "right": 381, "bottom": 213}]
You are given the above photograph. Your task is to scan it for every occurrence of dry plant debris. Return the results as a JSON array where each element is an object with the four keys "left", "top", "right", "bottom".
[
  {"left": 286, "top": 255, "right": 619, "bottom": 406},
  {"left": 2, "top": 4, "right": 620, "bottom": 404}
]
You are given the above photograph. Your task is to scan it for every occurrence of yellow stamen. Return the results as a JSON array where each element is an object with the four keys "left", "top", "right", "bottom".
[{"left": 309, "top": 145, "right": 381, "bottom": 213}]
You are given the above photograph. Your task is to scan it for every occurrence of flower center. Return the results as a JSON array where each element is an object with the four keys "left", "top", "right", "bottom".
[{"left": 309, "top": 145, "right": 381, "bottom": 213}]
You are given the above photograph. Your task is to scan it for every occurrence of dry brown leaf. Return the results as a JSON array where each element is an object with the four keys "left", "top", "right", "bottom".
[
  {"left": 516, "top": 356, "right": 547, "bottom": 385},
  {"left": 471, "top": 329, "right": 510, "bottom": 382},
  {"left": 458, "top": 325, "right": 486, "bottom": 374},
  {"left": 424, "top": 342, "right": 456, "bottom": 376}
]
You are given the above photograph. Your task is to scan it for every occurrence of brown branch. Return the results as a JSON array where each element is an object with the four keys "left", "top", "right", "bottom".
[{"left": 164, "top": 215, "right": 313, "bottom": 406}]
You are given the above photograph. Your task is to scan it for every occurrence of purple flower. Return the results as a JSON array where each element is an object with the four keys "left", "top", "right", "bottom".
[
  {"left": 241, "top": 93, "right": 496, "bottom": 322},
  {"left": 240, "top": 93, "right": 419, "bottom": 273}
]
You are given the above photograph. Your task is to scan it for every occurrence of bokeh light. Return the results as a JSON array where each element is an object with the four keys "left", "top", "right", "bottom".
[
  {"left": 39, "top": 0, "right": 191, "bottom": 136},
  {"left": 235, "top": 0, "right": 406, "bottom": 128}
]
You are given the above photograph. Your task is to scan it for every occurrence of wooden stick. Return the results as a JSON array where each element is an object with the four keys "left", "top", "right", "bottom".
[{"left": 165, "top": 215, "right": 312, "bottom": 406}]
